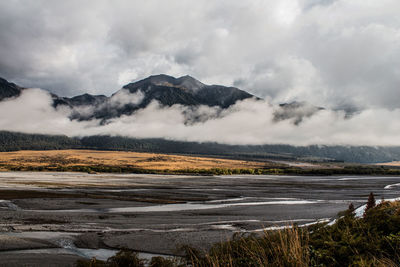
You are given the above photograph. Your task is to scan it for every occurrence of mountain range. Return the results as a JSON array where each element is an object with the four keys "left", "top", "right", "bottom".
[
  {"left": 1, "top": 74, "right": 256, "bottom": 121},
  {"left": 1, "top": 74, "right": 324, "bottom": 124},
  {"left": 1, "top": 75, "right": 400, "bottom": 163}
]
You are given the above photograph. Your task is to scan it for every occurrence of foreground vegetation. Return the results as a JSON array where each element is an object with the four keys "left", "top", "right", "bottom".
[{"left": 77, "top": 198, "right": 400, "bottom": 266}]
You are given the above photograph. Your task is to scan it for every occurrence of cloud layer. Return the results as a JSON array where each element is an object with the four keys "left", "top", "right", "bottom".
[
  {"left": 1, "top": 0, "right": 400, "bottom": 110},
  {"left": 1, "top": 88, "right": 400, "bottom": 146}
]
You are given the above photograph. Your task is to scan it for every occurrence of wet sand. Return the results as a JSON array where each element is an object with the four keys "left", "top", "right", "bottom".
[{"left": 1, "top": 172, "right": 400, "bottom": 265}]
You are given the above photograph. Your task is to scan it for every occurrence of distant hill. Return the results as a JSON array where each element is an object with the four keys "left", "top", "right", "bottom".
[
  {"left": 2, "top": 131, "right": 400, "bottom": 164},
  {"left": 0, "top": 131, "right": 80, "bottom": 151}
]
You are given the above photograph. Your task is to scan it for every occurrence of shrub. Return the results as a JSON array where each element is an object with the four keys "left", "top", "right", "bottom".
[
  {"left": 106, "top": 250, "right": 145, "bottom": 267},
  {"left": 149, "top": 256, "right": 176, "bottom": 267},
  {"left": 364, "top": 192, "right": 376, "bottom": 216}
]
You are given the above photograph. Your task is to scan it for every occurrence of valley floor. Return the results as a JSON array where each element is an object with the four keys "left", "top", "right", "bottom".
[
  {"left": 0, "top": 149, "right": 271, "bottom": 172},
  {"left": 0, "top": 172, "right": 400, "bottom": 265},
  {"left": 1, "top": 149, "right": 400, "bottom": 176}
]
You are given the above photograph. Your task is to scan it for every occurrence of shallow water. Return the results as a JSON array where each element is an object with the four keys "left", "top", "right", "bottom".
[
  {"left": 11, "top": 173, "right": 399, "bottom": 215},
  {"left": 0, "top": 247, "right": 165, "bottom": 262},
  {"left": 1, "top": 232, "right": 170, "bottom": 262},
  {"left": 1, "top": 172, "right": 400, "bottom": 259}
]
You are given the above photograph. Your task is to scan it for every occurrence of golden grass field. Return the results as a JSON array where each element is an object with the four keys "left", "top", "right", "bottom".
[
  {"left": 378, "top": 161, "right": 400, "bottom": 166},
  {"left": 0, "top": 149, "right": 266, "bottom": 171}
]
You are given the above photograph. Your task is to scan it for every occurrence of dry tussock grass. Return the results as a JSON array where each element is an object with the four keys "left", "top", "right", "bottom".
[
  {"left": 379, "top": 161, "right": 400, "bottom": 166},
  {"left": 186, "top": 226, "right": 310, "bottom": 267},
  {"left": 0, "top": 149, "right": 265, "bottom": 170}
]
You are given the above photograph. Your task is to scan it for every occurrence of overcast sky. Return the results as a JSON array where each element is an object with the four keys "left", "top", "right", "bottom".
[{"left": 1, "top": 0, "right": 400, "bottom": 110}]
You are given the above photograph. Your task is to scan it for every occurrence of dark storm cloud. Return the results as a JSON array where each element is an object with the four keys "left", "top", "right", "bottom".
[{"left": 0, "top": 0, "right": 400, "bottom": 110}]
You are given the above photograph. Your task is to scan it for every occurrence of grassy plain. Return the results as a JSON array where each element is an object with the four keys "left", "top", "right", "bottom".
[
  {"left": 1, "top": 149, "right": 399, "bottom": 175},
  {"left": 379, "top": 161, "right": 400, "bottom": 166},
  {"left": 0, "top": 149, "right": 267, "bottom": 172}
]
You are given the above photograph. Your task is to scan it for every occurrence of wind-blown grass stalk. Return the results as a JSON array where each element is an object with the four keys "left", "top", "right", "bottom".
[{"left": 185, "top": 225, "right": 310, "bottom": 267}]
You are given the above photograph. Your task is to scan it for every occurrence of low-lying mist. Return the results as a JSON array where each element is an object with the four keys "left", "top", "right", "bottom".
[{"left": 1, "top": 88, "right": 399, "bottom": 146}]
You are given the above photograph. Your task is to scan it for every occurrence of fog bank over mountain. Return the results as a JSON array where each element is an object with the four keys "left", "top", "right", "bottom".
[{"left": 0, "top": 74, "right": 399, "bottom": 146}]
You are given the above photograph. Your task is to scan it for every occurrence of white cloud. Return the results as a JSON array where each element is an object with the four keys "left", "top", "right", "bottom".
[
  {"left": 109, "top": 89, "right": 144, "bottom": 108},
  {"left": 1, "top": 88, "right": 400, "bottom": 146},
  {"left": 0, "top": 89, "right": 98, "bottom": 135}
]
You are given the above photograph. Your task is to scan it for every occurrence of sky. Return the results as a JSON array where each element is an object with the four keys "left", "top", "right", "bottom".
[
  {"left": 1, "top": 0, "right": 400, "bottom": 146},
  {"left": 1, "top": 0, "right": 400, "bottom": 110}
]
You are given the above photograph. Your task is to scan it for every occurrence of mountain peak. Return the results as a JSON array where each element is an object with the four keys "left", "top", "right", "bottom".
[
  {"left": 147, "top": 74, "right": 176, "bottom": 83},
  {"left": 176, "top": 75, "right": 205, "bottom": 92},
  {"left": 125, "top": 74, "right": 205, "bottom": 93},
  {"left": 118, "top": 74, "right": 256, "bottom": 110}
]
